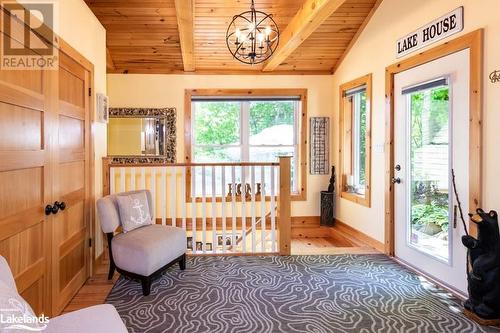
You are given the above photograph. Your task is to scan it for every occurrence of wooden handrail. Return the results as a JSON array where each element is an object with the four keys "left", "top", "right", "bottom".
[
  {"left": 102, "top": 157, "right": 280, "bottom": 197},
  {"left": 103, "top": 157, "right": 279, "bottom": 168}
]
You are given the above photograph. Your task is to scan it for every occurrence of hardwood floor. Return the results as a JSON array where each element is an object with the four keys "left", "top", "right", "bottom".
[
  {"left": 63, "top": 228, "right": 381, "bottom": 314},
  {"left": 291, "top": 225, "right": 380, "bottom": 255}
]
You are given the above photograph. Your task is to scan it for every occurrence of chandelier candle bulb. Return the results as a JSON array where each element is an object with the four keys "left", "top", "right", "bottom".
[{"left": 258, "top": 33, "right": 264, "bottom": 48}]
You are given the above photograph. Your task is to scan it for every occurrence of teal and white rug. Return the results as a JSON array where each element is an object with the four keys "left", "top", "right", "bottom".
[{"left": 106, "top": 255, "right": 497, "bottom": 332}]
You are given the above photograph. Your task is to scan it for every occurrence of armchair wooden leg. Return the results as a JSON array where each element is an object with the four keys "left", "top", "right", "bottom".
[
  {"left": 141, "top": 277, "right": 152, "bottom": 296},
  {"left": 179, "top": 254, "right": 186, "bottom": 271},
  {"left": 108, "top": 262, "right": 116, "bottom": 280}
]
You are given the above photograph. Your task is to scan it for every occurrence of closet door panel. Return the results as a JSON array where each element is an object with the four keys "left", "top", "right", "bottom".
[
  {"left": 52, "top": 51, "right": 90, "bottom": 314},
  {"left": 0, "top": 43, "right": 51, "bottom": 315}
]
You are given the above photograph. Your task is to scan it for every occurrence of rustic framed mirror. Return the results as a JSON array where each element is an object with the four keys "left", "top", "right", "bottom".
[{"left": 107, "top": 108, "right": 176, "bottom": 162}]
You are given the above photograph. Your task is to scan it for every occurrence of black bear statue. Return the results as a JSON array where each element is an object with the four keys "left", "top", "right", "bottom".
[{"left": 462, "top": 208, "right": 500, "bottom": 322}]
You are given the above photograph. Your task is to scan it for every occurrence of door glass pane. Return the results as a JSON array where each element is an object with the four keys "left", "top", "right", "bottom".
[{"left": 408, "top": 86, "right": 450, "bottom": 262}]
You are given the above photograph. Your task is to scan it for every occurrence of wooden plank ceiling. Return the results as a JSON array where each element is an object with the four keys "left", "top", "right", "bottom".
[{"left": 85, "top": 0, "right": 381, "bottom": 74}]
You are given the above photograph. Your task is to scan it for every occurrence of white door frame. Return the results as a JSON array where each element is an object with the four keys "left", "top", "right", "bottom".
[{"left": 384, "top": 29, "right": 483, "bottom": 256}]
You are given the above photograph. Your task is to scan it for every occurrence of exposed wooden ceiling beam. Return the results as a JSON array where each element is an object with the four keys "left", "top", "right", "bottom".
[
  {"left": 174, "top": 0, "right": 195, "bottom": 72},
  {"left": 333, "top": 0, "right": 384, "bottom": 73},
  {"left": 106, "top": 47, "right": 115, "bottom": 71},
  {"left": 263, "top": 0, "right": 347, "bottom": 72}
]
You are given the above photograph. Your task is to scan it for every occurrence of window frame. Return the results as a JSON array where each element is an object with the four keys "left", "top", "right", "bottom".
[
  {"left": 339, "top": 74, "right": 372, "bottom": 207},
  {"left": 184, "top": 89, "right": 307, "bottom": 202}
]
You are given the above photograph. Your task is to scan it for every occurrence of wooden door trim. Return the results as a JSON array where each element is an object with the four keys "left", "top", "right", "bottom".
[{"left": 384, "top": 29, "right": 483, "bottom": 256}]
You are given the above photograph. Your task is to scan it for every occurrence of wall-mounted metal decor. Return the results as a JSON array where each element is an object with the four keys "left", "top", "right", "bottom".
[
  {"left": 490, "top": 70, "right": 500, "bottom": 84},
  {"left": 108, "top": 107, "right": 176, "bottom": 162},
  {"left": 310, "top": 117, "right": 330, "bottom": 175}
]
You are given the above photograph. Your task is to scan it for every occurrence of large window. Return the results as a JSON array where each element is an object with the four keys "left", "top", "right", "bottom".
[
  {"left": 185, "top": 89, "right": 307, "bottom": 200},
  {"left": 339, "top": 75, "right": 372, "bottom": 207}
]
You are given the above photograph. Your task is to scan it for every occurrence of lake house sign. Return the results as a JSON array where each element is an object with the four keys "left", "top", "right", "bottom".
[{"left": 396, "top": 7, "right": 464, "bottom": 59}]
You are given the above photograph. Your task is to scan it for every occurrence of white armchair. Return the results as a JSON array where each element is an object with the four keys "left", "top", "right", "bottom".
[
  {"left": 97, "top": 190, "right": 187, "bottom": 296},
  {"left": 0, "top": 256, "right": 127, "bottom": 333}
]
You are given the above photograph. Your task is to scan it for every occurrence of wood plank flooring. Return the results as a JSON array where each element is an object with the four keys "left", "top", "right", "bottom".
[{"left": 63, "top": 229, "right": 381, "bottom": 314}]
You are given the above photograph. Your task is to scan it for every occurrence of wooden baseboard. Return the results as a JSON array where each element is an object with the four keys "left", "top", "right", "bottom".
[
  {"left": 333, "top": 219, "right": 385, "bottom": 252},
  {"left": 290, "top": 217, "right": 384, "bottom": 252}
]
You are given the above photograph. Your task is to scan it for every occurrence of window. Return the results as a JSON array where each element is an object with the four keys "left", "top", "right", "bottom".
[
  {"left": 339, "top": 75, "right": 372, "bottom": 207},
  {"left": 185, "top": 89, "right": 307, "bottom": 200}
]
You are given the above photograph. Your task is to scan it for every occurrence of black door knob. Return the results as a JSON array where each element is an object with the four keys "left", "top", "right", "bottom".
[
  {"left": 51, "top": 204, "right": 59, "bottom": 215},
  {"left": 391, "top": 177, "right": 402, "bottom": 184},
  {"left": 55, "top": 201, "right": 66, "bottom": 211},
  {"left": 45, "top": 205, "right": 54, "bottom": 216}
]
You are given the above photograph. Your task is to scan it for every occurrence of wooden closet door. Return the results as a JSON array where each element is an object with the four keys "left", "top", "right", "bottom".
[
  {"left": 0, "top": 33, "right": 53, "bottom": 314},
  {"left": 51, "top": 51, "right": 91, "bottom": 314}
]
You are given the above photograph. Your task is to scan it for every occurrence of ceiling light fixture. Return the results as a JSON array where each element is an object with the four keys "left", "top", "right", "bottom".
[{"left": 226, "top": 0, "right": 279, "bottom": 65}]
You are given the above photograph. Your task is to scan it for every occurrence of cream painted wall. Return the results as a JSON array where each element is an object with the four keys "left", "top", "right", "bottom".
[
  {"left": 107, "top": 74, "right": 335, "bottom": 217},
  {"left": 333, "top": 0, "right": 500, "bottom": 242},
  {"left": 57, "top": 0, "right": 107, "bottom": 256}
]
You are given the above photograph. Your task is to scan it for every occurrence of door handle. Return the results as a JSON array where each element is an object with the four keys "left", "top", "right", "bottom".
[
  {"left": 45, "top": 204, "right": 58, "bottom": 215},
  {"left": 391, "top": 177, "right": 401, "bottom": 184},
  {"left": 44, "top": 202, "right": 66, "bottom": 216},
  {"left": 55, "top": 201, "right": 66, "bottom": 211}
]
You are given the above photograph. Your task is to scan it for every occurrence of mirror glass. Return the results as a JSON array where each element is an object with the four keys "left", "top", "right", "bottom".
[{"left": 108, "top": 117, "right": 168, "bottom": 156}]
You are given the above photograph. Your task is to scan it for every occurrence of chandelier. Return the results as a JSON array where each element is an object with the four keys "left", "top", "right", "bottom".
[{"left": 225, "top": 0, "right": 280, "bottom": 65}]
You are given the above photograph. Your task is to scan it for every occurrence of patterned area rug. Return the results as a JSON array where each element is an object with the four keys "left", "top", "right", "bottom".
[{"left": 106, "top": 255, "right": 497, "bottom": 333}]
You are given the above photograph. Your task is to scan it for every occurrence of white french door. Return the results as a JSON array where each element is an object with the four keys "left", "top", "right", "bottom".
[{"left": 394, "top": 49, "right": 470, "bottom": 294}]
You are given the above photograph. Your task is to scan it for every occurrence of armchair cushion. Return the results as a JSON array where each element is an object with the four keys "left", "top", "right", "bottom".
[
  {"left": 45, "top": 304, "right": 127, "bottom": 333},
  {"left": 97, "top": 190, "right": 154, "bottom": 234},
  {"left": 112, "top": 225, "right": 187, "bottom": 276},
  {"left": 116, "top": 191, "right": 153, "bottom": 233}
]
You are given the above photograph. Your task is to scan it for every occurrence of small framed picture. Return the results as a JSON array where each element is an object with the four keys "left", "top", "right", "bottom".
[
  {"left": 187, "top": 237, "right": 193, "bottom": 250},
  {"left": 195, "top": 241, "right": 203, "bottom": 251},
  {"left": 206, "top": 243, "right": 213, "bottom": 251},
  {"left": 225, "top": 236, "right": 232, "bottom": 246}
]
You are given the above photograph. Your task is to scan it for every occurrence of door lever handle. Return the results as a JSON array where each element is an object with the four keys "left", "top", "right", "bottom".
[{"left": 391, "top": 177, "right": 401, "bottom": 184}]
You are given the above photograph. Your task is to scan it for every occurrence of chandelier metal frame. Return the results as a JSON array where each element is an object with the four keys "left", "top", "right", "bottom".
[{"left": 225, "top": 0, "right": 280, "bottom": 65}]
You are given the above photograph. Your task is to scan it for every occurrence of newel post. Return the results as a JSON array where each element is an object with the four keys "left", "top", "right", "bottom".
[
  {"left": 102, "top": 157, "right": 111, "bottom": 196},
  {"left": 278, "top": 156, "right": 292, "bottom": 255}
]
